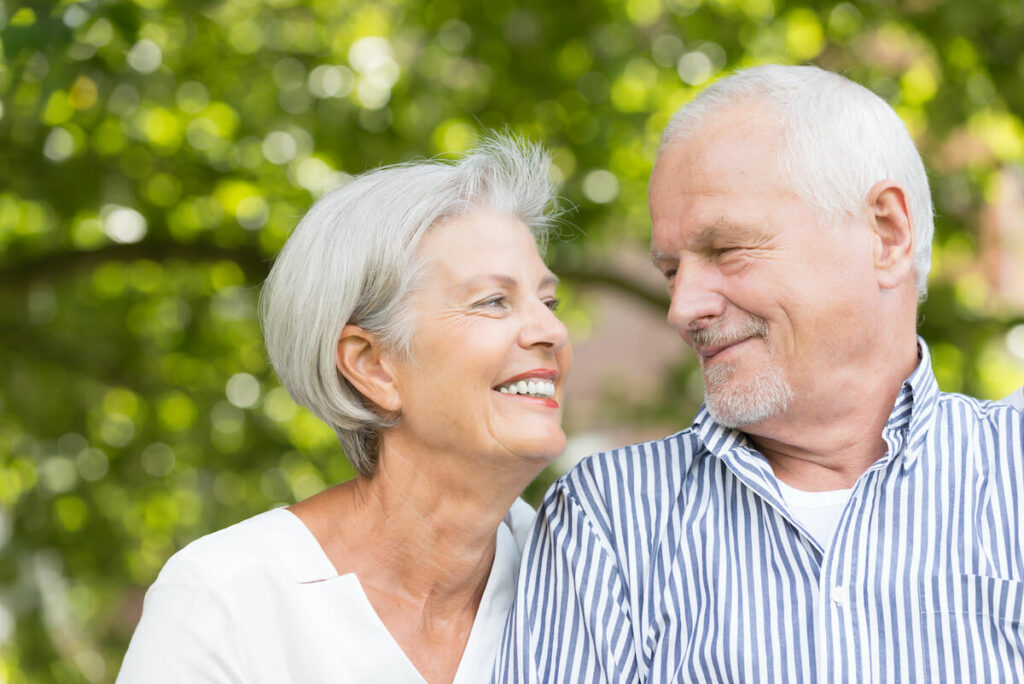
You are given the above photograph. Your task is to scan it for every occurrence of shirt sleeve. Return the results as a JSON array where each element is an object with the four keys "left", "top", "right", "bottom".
[
  {"left": 116, "top": 554, "right": 246, "bottom": 684},
  {"left": 493, "top": 480, "right": 640, "bottom": 683}
]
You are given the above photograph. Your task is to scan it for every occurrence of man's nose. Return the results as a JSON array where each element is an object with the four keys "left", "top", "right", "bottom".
[{"left": 666, "top": 262, "right": 727, "bottom": 333}]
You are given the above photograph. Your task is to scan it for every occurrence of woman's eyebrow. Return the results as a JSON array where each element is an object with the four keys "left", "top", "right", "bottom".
[
  {"left": 459, "top": 274, "right": 518, "bottom": 291},
  {"left": 459, "top": 273, "right": 560, "bottom": 291}
]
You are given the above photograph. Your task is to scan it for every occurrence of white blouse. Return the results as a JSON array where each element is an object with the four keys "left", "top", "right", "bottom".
[{"left": 117, "top": 500, "right": 535, "bottom": 683}]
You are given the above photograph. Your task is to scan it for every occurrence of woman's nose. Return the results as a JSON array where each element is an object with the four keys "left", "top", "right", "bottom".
[{"left": 520, "top": 299, "right": 570, "bottom": 352}]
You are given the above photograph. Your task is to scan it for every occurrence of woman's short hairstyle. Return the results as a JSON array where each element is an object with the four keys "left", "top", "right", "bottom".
[
  {"left": 661, "top": 64, "right": 934, "bottom": 299},
  {"left": 260, "top": 135, "right": 557, "bottom": 477}
]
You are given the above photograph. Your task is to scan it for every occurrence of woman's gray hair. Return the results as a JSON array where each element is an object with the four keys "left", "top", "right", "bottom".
[
  {"left": 661, "top": 64, "right": 934, "bottom": 299},
  {"left": 260, "top": 134, "right": 558, "bottom": 478}
]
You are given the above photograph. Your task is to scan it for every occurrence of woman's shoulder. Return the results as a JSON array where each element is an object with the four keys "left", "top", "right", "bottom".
[{"left": 158, "top": 507, "right": 330, "bottom": 589}]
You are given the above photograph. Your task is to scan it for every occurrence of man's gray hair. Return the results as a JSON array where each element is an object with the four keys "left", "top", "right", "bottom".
[
  {"left": 661, "top": 64, "right": 934, "bottom": 299},
  {"left": 260, "top": 135, "right": 557, "bottom": 477}
]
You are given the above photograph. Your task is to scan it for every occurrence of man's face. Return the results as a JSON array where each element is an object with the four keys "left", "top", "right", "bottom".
[{"left": 649, "top": 103, "right": 879, "bottom": 431}]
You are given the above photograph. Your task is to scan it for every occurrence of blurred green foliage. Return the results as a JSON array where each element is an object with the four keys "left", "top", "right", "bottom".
[{"left": 2, "top": 0, "right": 1024, "bottom": 681}]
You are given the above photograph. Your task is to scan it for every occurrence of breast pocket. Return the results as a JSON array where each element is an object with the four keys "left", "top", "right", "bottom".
[{"left": 919, "top": 574, "right": 1024, "bottom": 682}]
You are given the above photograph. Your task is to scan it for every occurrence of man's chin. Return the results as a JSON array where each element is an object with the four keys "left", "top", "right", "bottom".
[{"left": 703, "top": 373, "right": 794, "bottom": 428}]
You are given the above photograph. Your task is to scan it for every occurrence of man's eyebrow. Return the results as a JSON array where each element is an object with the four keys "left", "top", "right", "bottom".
[
  {"left": 650, "top": 249, "right": 676, "bottom": 265},
  {"left": 693, "top": 221, "right": 770, "bottom": 246},
  {"left": 651, "top": 222, "right": 767, "bottom": 262},
  {"left": 649, "top": 226, "right": 726, "bottom": 263}
]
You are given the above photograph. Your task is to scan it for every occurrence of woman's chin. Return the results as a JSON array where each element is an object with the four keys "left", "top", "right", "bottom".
[{"left": 515, "top": 432, "right": 568, "bottom": 464}]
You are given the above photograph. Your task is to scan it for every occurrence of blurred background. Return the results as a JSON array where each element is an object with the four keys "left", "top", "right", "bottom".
[{"left": 1, "top": 0, "right": 1024, "bottom": 680}]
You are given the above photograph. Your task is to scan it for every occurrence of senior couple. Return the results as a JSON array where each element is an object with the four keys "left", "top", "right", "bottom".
[{"left": 120, "top": 65, "right": 1024, "bottom": 683}]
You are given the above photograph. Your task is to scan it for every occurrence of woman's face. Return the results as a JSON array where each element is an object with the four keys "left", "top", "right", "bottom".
[{"left": 387, "top": 208, "right": 572, "bottom": 467}]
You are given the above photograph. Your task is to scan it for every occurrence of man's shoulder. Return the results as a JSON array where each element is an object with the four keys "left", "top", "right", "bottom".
[
  {"left": 547, "top": 428, "right": 706, "bottom": 526},
  {"left": 567, "top": 427, "right": 701, "bottom": 481},
  {"left": 935, "top": 390, "right": 1024, "bottom": 424},
  {"left": 1001, "top": 386, "right": 1024, "bottom": 410}
]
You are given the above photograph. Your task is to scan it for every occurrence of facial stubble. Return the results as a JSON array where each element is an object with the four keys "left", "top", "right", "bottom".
[{"left": 693, "top": 316, "right": 794, "bottom": 428}]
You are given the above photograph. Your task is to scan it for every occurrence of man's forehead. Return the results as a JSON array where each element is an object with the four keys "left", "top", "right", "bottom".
[{"left": 655, "top": 112, "right": 786, "bottom": 197}]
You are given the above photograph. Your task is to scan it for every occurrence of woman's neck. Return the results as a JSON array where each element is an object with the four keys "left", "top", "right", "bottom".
[
  {"left": 291, "top": 436, "right": 539, "bottom": 614},
  {"left": 289, "top": 439, "right": 542, "bottom": 683}
]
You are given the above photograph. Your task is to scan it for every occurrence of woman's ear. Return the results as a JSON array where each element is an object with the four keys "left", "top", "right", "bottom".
[
  {"left": 867, "top": 180, "right": 916, "bottom": 290},
  {"left": 335, "top": 325, "right": 402, "bottom": 414}
]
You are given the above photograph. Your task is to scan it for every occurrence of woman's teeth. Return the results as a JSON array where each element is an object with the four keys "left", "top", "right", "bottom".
[{"left": 497, "top": 379, "right": 555, "bottom": 398}]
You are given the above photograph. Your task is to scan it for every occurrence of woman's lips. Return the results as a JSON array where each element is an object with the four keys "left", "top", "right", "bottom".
[
  {"left": 493, "top": 369, "right": 560, "bottom": 408},
  {"left": 496, "top": 369, "right": 559, "bottom": 385},
  {"left": 501, "top": 394, "right": 559, "bottom": 409}
]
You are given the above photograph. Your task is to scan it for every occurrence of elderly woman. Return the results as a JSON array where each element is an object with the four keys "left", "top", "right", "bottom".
[{"left": 118, "top": 136, "right": 571, "bottom": 683}]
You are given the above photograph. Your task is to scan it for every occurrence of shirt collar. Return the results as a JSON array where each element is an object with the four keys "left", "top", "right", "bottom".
[
  {"left": 890, "top": 336, "right": 939, "bottom": 468},
  {"left": 690, "top": 336, "right": 940, "bottom": 471},
  {"left": 691, "top": 405, "right": 749, "bottom": 459}
]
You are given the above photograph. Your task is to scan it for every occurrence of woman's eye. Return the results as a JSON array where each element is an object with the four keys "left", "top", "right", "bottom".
[
  {"left": 477, "top": 295, "right": 509, "bottom": 309},
  {"left": 545, "top": 297, "right": 561, "bottom": 312}
]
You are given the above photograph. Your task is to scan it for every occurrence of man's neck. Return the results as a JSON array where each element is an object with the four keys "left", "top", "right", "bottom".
[{"left": 745, "top": 337, "right": 920, "bottom": 491}]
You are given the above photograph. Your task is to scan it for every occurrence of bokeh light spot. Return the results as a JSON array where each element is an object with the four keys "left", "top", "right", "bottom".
[
  {"left": 43, "top": 127, "right": 75, "bottom": 162},
  {"left": 127, "top": 39, "right": 163, "bottom": 74},
  {"left": 226, "top": 373, "right": 261, "bottom": 408},
  {"left": 54, "top": 495, "right": 89, "bottom": 532},
  {"left": 677, "top": 52, "right": 713, "bottom": 86},
  {"left": 101, "top": 205, "right": 147, "bottom": 244},
  {"left": 264, "top": 387, "right": 299, "bottom": 423},
  {"left": 784, "top": 8, "right": 825, "bottom": 60},
  {"left": 582, "top": 169, "right": 620, "bottom": 204},
  {"left": 157, "top": 392, "right": 197, "bottom": 432},
  {"left": 141, "top": 443, "right": 175, "bottom": 477},
  {"left": 262, "top": 130, "right": 297, "bottom": 164}
]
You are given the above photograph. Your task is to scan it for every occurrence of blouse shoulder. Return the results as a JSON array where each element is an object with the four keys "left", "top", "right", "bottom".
[
  {"left": 503, "top": 497, "right": 536, "bottom": 556},
  {"left": 158, "top": 507, "right": 327, "bottom": 588}
]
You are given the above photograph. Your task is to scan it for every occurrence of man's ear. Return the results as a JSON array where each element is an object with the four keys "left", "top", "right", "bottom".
[
  {"left": 335, "top": 325, "right": 402, "bottom": 414},
  {"left": 867, "top": 180, "right": 916, "bottom": 290}
]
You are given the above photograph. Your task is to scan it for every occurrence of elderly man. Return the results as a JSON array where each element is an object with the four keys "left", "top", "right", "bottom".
[{"left": 495, "top": 65, "right": 1024, "bottom": 682}]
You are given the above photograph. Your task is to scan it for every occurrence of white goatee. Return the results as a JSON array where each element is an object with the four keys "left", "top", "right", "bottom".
[{"left": 692, "top": 316, "right": 794, "bottom": 428}]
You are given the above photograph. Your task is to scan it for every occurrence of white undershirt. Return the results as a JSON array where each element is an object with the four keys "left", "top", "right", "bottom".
[{"left": 775, "top": 478, "right": 854, "bottom": 550}]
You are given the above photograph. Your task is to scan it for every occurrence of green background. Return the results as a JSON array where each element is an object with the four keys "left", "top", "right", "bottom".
[{"left": 2, "top": 0, "right": 1024, "bottom": 681}]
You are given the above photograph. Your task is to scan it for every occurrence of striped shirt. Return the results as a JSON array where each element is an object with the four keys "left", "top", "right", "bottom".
[{"left": 495, "top": 341, "right": 1024, "bottom": 682}]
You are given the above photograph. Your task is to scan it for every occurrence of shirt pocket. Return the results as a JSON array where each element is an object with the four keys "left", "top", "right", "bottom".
[{"left": 919, "top": 574, "right": 1024, "bottom": 682}]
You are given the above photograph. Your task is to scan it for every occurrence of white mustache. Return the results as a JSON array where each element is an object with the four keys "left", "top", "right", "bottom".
[{"left": 689, "top": 316, "right": 769, "bottom": 351}]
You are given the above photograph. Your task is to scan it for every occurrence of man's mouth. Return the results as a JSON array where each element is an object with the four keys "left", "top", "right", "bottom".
[
  {"left": 698, "top": 338, "right": 750, "bottom": 361},
  {"left": 690, "top": 316, "right": 770, "bottom": 361}
]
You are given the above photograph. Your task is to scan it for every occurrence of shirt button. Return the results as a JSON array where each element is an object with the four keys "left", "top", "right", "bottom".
[{"left": 832, "top": 585, "right": 848, "bottom": 606}]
